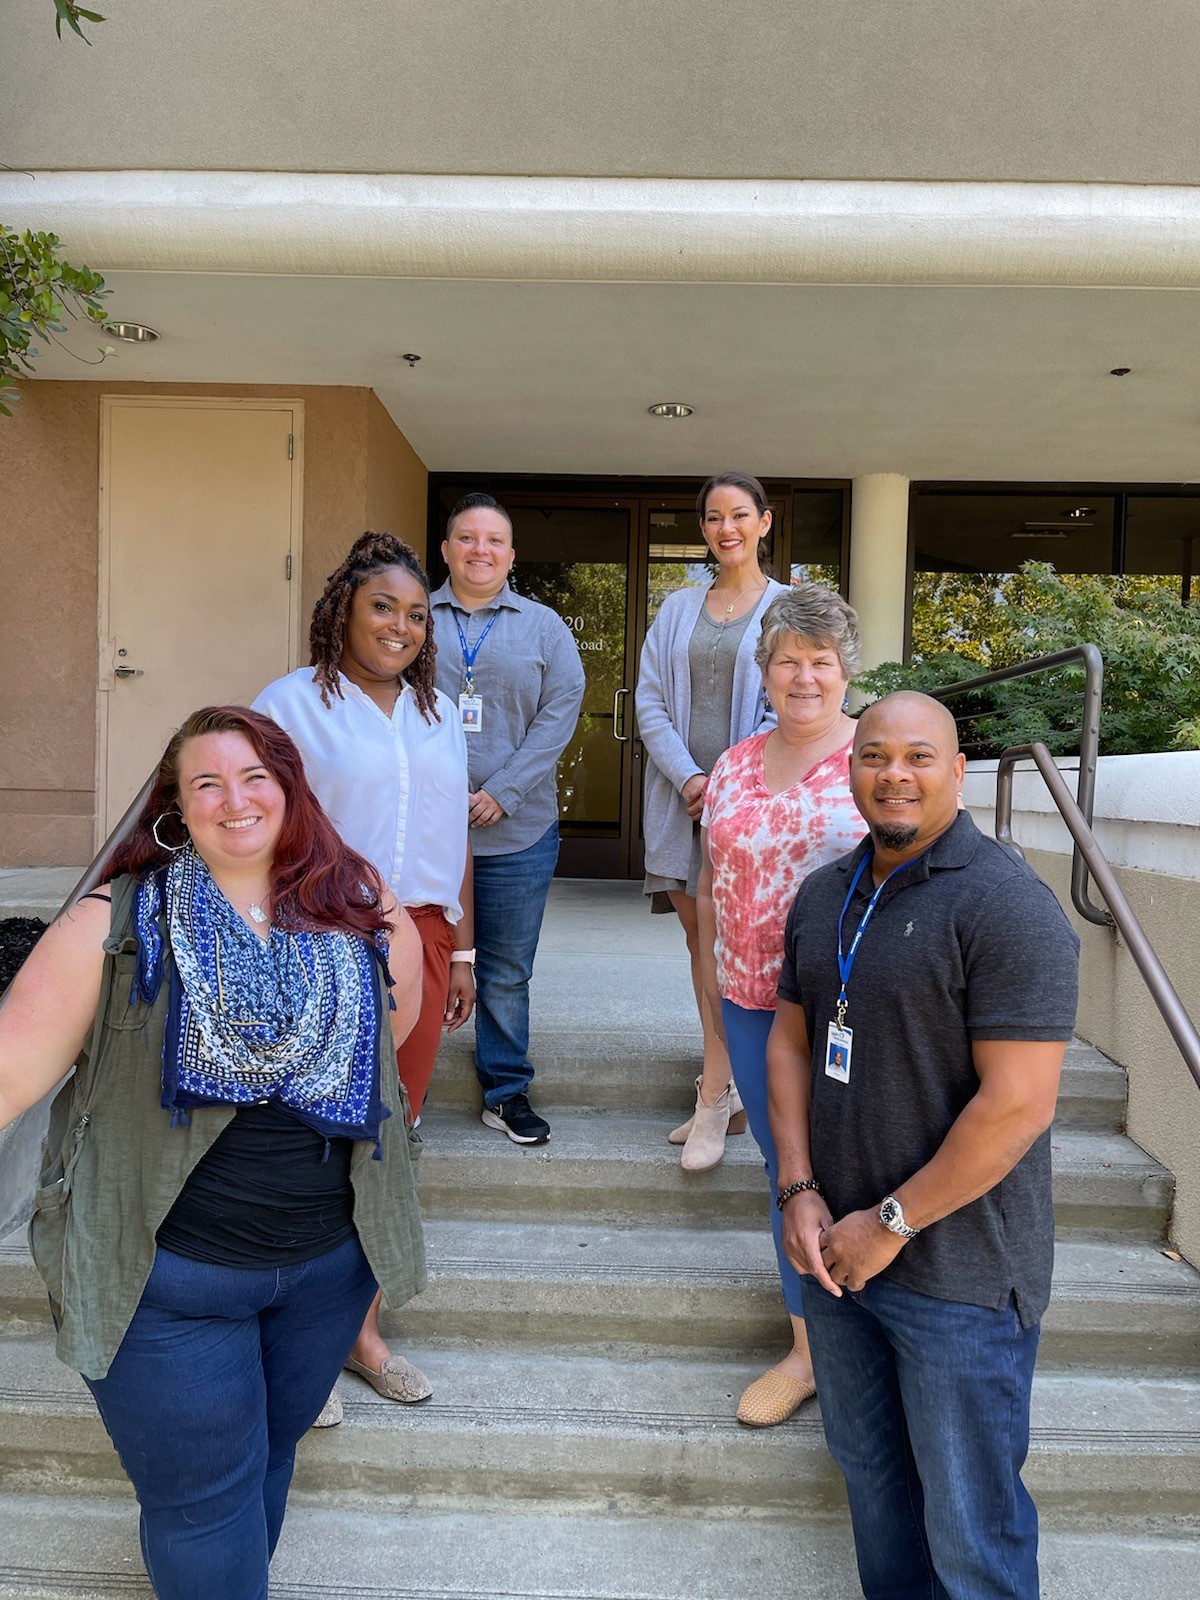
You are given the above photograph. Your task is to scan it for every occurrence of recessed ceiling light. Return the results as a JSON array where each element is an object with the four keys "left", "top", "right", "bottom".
[
  {"left": 104, "top": 322, "right": 160, "bottom": 343},
  {"left": 648, "top": 402, "right": 694, "bottom": 418},
  {"left": 401, "top": 353, "right": 422, "bottom": 366}
]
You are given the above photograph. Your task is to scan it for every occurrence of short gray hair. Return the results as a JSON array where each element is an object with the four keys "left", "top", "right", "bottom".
[{"left": 754, "top": 585, "right": 862, "bottom": 680}]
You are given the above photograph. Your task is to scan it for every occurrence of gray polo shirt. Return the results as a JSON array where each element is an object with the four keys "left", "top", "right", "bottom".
[
  {"left": 777, "top": 811, "right": 1079, "bottom": 1326},
  {"left": 430, "top": 581, "right": 586, "bottom": 858}
]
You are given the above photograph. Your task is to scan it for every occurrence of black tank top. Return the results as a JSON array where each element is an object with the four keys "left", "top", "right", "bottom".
[{"left": 156, "top": 1103, "right": 356, "bottom": 1268}]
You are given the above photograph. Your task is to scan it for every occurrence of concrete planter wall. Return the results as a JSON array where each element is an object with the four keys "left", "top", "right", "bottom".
[{"left": 964, "top": 752, "right": 1200, "bottom": 1262}]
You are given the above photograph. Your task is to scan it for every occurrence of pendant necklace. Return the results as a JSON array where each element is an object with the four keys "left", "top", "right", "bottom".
[
  {"left": 714, "top": 575, "right": 765, "bottom": 617},
  {"left": 247, "top": 902, "right": 267, "bottom": 925}
]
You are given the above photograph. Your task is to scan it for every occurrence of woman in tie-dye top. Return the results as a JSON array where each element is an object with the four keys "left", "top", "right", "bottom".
[{"left": 697, "top": 586, "right": 867, "bottom": 1428}]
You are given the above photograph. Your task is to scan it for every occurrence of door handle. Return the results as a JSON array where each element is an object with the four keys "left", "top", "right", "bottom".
[
  {"left": 612, "top": 687, "right": 630, "bottom": 742},
  {"left": 113, "top": 666, "right": 144, "bottom": 679}
]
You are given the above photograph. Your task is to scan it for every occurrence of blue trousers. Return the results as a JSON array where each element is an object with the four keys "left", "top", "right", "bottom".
[
  {"left": 802, "top": 1274, "right": 1041, "bottom": 1600},
  {"left": 84, "top": 1236, "right": 378, "bottom": 1600},
  {"left": 721, "top": 999, "right": 805, "bottom": 1316},
  {"left": 472, "top": 821, "right": 559, "bottom": 1107}
]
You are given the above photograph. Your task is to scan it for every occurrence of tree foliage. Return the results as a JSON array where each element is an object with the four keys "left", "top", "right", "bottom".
[
  {"left": 51, "top": 1, "right": 106, "bottom": 42},
  {"left": 858, "top": 563, "right": 1200, "bottom": 757},
  {"left": 0, "top": 229, "right": 111, "bottom": 414}
]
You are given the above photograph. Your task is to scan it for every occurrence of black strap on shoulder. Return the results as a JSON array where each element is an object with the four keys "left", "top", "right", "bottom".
[{"left": 77, "top": 891, "right": 112, "bottom": 904}]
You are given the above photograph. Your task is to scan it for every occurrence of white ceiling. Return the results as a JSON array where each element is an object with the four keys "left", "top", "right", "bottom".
[
  {"left": 5, "top": 0, "right": 1200, "bottom": 184},
  {"left": 26, "top": 272, "right": 1200, "bottom": 482}
]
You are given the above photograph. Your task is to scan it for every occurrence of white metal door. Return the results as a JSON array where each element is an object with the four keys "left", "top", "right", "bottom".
[{"left": 98, "top": 398, "right": 303, "bottom": 839}]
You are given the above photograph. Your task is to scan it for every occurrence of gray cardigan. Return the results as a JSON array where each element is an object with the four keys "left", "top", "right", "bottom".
[{"left": 635, "top": 579, "right": 788, "bottom": 880}]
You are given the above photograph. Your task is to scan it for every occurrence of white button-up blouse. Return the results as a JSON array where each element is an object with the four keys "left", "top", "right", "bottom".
[{"left": 252, "top": 668, "right": 469, "bottom": 922}]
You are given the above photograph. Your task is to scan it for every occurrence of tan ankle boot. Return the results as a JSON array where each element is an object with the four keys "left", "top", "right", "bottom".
[
  {"left": 680, "top": 1078, "right": 736, "bottom": 1171},
  {"left": 669, "top": 1077, "right": 747, "bottom": 1144}
]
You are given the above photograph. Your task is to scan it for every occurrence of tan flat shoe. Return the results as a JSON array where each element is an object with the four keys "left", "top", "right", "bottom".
[
  {"left": 345, "top": 1353, "right": 433, "bottom": 1403},
  {"left": 736, "top": 1369, "right": 816, "bottom": 1427},
  {"left": 668, "top": 1077, "right": 748, "bottom": 1144},
  {"left": 311, "top": 1387, "right": 343, "bottom": 1428}
]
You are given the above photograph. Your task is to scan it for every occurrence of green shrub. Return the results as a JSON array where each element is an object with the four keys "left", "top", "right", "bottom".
[{"left": 857, "top": 563, "right": 1200, "bottom": 757}]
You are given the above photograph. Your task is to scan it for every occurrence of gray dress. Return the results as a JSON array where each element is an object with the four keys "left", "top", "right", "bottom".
[{"left": 645, "top": 603, "right": 757, "bottom": 905}]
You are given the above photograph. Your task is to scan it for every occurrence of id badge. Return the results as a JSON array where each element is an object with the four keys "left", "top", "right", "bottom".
[
  {"left": 825, "top": 1021, "right": 853, "bottom": 1084},
  {"left": 458, "top": 693, "right": 483, "bottom": 733}
]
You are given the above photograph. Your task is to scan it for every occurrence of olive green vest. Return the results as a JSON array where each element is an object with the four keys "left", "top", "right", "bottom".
[{"left": 30, "top": 874, "right": 426, "bottom": 1379}]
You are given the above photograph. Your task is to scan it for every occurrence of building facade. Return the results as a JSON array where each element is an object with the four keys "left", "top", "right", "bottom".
[{"left": 3, "top": 2, "right": 1200, "bottom": 870}]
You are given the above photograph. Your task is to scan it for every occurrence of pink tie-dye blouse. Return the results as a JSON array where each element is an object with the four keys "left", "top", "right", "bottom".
[{"left": 701, "top": 730, "right": 868, "bottom": 1012}]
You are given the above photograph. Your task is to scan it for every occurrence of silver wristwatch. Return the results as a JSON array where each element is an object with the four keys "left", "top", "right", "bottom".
[{"left": 879, "top": 1194, "right": 920, "bottom": 1240}]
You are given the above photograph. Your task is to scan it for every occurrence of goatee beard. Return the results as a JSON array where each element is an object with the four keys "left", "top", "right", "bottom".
[{"left": 873, "top": 821, "right": 920, "bottom": 852}]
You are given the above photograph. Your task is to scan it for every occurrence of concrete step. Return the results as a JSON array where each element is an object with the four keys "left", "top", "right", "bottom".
[
  {"left": 414, "top": 1109, "right": 1173, "bottom": 1239},
  {"left": 429, "top": 1032, "right": 1129, "bottom": 1131},
  {"left": 5, "top": 1225, "right": 1197, "bottom": 1374},
  {"left": 2, "top": 1335, "right": 1197, "bottom": 1526},
  {"left": 3, "top": 1495, "right": 1199, "bottom": 1600},
  {"left": 0, "top": 869, "right": 77, "bottom": 925}
]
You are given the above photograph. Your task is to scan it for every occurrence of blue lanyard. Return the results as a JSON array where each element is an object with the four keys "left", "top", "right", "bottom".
[
  {"left": 451, "top": 606, "right": 500, "bottom": 691},
  {"left": 835, "top": 848, "right": 930, "bottom": 1025}
]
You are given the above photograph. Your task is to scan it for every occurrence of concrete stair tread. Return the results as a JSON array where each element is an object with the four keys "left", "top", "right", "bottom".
[
  {"left": 2, "top": 1496, "right": 1198, "bottom": 1600},
  {"left": 3, "top": 1330, "right": 1197, "bottom": 1442},
  {"left": 418, "top": 1107, "right": 1164, "bottom": 1173}
]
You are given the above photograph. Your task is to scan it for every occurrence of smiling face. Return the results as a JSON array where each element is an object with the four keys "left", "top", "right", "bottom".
[
  {"left": 764, "top": 633, "right": 849, "bottom": 734},
  {"left": 851, "top": 692, "right": 966, "bottom": 858},
  {"left": 700, "top": 484, "right": 772, "bottom": 575},
  {"left": 175, "top": 730, "right": 287, "bottom": 872},
  {"left": 442, "top": 507, "right": 515, "bottom": 604},
  {"left": 339, "top": 565, "right": 429, "bottom": 692}
]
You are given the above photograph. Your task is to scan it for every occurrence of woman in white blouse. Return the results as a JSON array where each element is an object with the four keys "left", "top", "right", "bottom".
[{"left": 254, "top": 531, "right": 472, "bottom": 1424}]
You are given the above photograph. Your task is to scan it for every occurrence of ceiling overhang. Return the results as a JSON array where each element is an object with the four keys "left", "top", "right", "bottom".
[{"left": 6, "top": 172, "right": 1200, "bottom": 289}]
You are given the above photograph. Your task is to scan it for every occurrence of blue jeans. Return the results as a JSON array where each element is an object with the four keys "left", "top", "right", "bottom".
[
  {"left": 801, "top": 1274, "right": 1040, "bottom": 1600},
  {"left": 472, "top": 821, "right": 559, "bottom": 1107},
  {"left": 84, "top": 1236, "right": 378, "bottom": 1600},
  {"left": 721, "top": 999, "right": 804, "bottom": 1317}
]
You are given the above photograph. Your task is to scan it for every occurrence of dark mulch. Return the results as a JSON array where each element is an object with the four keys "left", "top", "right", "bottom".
[{"left": 0, "top": 917, "right": 47, "bottom": 991}]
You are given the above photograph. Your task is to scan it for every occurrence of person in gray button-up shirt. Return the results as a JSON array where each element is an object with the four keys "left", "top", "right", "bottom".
[{"left": 431, "top": 493, "right": 585, "bottom": 1146}]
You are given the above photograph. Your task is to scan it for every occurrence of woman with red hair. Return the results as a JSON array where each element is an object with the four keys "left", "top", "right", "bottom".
[{"left": 0, "top": 707, "right": 424, "bottom": 1600}]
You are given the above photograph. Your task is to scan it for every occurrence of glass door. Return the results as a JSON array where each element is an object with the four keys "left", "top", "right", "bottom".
[{"left": 482, "top": 496, "right": 639, "bottom": 877}]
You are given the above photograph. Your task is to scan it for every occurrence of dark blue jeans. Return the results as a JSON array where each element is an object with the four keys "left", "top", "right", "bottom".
[
  {"left": 801, "top": 1273, "right": 1040, "bottom": 1600},
  {"left": 84, "top": 1236, "right": 378, "bottom": 1600},
  {"left": 472, "top": 821, "right": 559, "bottom": 1108},
  {"left": 721, "top": 999, "right": 804, "bottom": 1316}
]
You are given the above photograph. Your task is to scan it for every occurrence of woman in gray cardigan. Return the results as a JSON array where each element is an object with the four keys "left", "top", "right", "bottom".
[{"left": 635, "top": 472, "right": 788, "bottom": 1171}]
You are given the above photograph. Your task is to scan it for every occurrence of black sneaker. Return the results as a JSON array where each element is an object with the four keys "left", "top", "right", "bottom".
[{"left": 481, "top": 1093, "right": 550, "bottom": 1145}]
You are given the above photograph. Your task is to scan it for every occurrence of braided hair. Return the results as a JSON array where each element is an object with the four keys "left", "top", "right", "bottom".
[{"left": 309, "top": 532, "right": 441, "bottom": 722}]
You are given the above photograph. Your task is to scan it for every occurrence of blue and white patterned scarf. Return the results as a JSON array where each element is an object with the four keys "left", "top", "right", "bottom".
[{"left": 132, "top": 847, "right": 390, "bottom": 1148}]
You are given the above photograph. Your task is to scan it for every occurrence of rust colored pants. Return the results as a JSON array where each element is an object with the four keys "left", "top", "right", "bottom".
[{"left": 395, "top": 903, "right": 457, "bottom": 1117}]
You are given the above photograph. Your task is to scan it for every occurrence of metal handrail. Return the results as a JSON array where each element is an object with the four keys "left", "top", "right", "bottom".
[
  {"left": 929, "top": 644, "right": 1110, "bottom": 927},
  {"left": 995, "top": 743, "right": 1200, "bottom": 1092}
]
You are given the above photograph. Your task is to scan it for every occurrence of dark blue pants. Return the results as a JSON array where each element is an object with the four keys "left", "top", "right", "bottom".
[
  {"left": 472, "top": 821, "right": 559, "bottom": 1107},
  {"left": 721, "top": 998, "right": 805, "bottom": 1316},
  {"left": 801, "top": 1273, "right": 1041, "bottom": 1599},
  {"left": 84, "top": 1236, "right": 378, "bottom": 1600}
]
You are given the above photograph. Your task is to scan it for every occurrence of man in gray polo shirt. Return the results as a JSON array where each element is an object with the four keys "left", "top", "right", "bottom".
[
  {"left": 431, "top": 493, "right": 585, "bottom": 1145},
  {"left": 768, "top": 691, "right": 1079, "bottom": 1599}
]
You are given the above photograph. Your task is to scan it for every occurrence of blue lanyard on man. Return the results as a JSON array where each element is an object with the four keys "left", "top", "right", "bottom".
[
  {"left": 835, "top": 848, "right": 931, "bottom": 1028},
  {"left": 451, "top": 606, "right": 501, "bottom": 696}
]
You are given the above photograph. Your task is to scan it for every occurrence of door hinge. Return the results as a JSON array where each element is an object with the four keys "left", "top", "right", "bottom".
[
  {"left": 286, "top": 554, "right": 293, "bottom": 580},
  {"left": 287, "top": 433, "right": 294, "bottom": 460}
]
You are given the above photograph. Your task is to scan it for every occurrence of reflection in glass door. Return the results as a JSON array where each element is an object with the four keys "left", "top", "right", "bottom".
[{"left": 500, "top": 500, "right": 636, "bottom": 877}]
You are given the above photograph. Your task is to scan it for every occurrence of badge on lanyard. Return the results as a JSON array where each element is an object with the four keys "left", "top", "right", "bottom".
[
  {"left": 830, "top": 846, "right": 930, "bottom": 1087},
  {"left": 825, "top": 1021, "right": 853, "bottom": 1083},
  {"left": 452, "top": 605, "right": 499, "bottom": 737}
]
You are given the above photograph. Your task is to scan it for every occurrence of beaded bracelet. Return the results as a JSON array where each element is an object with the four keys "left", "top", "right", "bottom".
[{"left": 775, "top": 1178, "right": 823, "bottom": 1210}]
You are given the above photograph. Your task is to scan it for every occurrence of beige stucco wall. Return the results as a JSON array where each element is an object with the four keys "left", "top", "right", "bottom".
[
  {"left": 1028, "top": 848, "right": 1200, "bottom": 1265},
  {"left": 365, "top": 391, "right": 428, "bottom": 561},
  {"left": 0, "top": 382, "right": 426, "bottom": 867}
]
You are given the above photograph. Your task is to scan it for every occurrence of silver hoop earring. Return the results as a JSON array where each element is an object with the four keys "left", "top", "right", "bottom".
[{"left": 152, "top": 812, "right": 188, "bottom": 853}]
